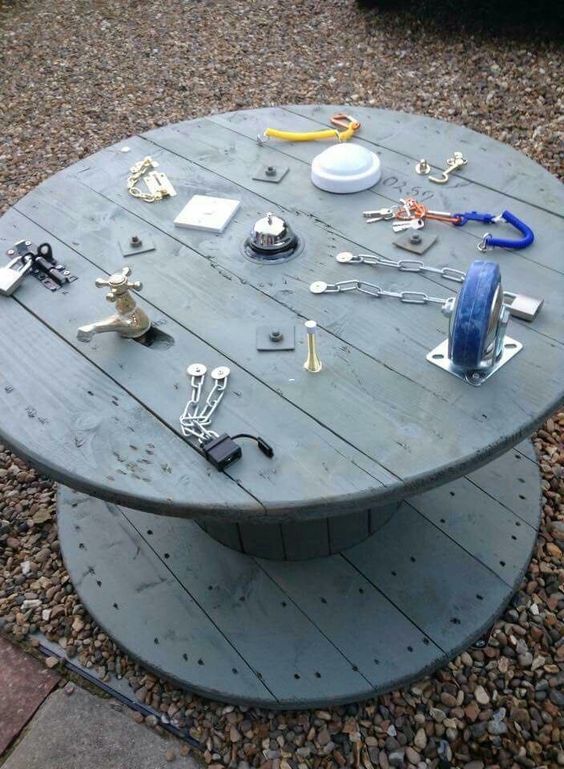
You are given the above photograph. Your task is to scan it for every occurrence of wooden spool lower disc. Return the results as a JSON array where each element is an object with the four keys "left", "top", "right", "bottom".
[{"left": 58, "top": 445, "right": 540, "bottom": 709}]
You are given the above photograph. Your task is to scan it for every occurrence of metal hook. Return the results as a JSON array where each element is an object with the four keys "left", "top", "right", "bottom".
[
  {"left": 429, "top": 151, "right": 467, "bottom": 184},
  {"left": 330, "top": 113, "right": 361, "bottom": 131}
]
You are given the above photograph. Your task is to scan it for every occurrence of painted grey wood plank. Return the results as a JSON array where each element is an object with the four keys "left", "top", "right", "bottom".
[
  {"left": 207, "top": 106, "right": 564, "bottom": 276},
  {"left": 0, "top": 297, "right": 255, "bottom": 516},
  {"left": 119, "top": 505, "right": 376, "bottom": 705},
  {"left": 328, "top": 508, "right": 370, "bottom": 554},
  {"left": 514, "top": 437, "right": 539, "bottom": 462},
  {"left": 286, "top": 104, "right": 564, "bottom": 219},
  {"left": 14, "top": 133, "right": 564, "bottom": 504},
  {"left": 198, "top": 521, "right": 242, "bottom": 551},
  {"left": 466, "top": 442, "right": 541, "bottom": 527},
  {"left": 238, "top": 521, "right": 285, "bottom": 560},
  {"left": 0, "top": 206, "right": 399, "bottom": 520},
  {"left": 261, "top": 553, "right": 444, "bottom": 689},
  {"left": 344, "top": 502, "right": 517, "bottom": 651},
  {"left": 57, "top": 488, "right": 274, "bottom": 704},
  {"left": 407, "top": 476, "right": 539, "bottom": 584},
  {"left": 281, "top": 518, "right": 330, "bottom": 560}
]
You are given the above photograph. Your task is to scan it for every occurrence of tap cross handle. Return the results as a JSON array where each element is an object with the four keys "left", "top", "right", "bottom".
[{"left": 94, "top": 267, "right": 143, "bottom": 301}]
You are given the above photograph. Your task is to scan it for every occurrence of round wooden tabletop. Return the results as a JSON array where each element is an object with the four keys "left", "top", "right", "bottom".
[{"left": 0, "top": 105, "right": 563, "bottom": 522}]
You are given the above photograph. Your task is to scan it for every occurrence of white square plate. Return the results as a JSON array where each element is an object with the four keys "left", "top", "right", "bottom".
[{"left": 174, "top": 195, "right": 240, "bottom": 233}]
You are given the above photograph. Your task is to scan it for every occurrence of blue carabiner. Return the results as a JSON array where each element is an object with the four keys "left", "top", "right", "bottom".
[
  {"left": 451, "top": 210, "right": 496, "bottom": 227},
  {"left": 479, "top": 210, "right": 535, "bottom": 251}
]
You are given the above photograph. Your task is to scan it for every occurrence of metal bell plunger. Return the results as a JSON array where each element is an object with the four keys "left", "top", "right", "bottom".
[
  {"left": 243, "top": 212, "right": 301, "bottom": 263},
  {"left": 427, "top": 261, "right": 522, "bottom": 385}
]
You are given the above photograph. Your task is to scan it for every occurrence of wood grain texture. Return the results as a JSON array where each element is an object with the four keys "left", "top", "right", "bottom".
[
  {"left": 57, "top": 442, "right": 540, "bottom": 708},
  {"left": 0, "top": 106, "right": 562, "bottom": 519}
]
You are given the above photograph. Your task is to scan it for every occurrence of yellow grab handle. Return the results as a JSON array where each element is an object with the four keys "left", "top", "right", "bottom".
[{"left": 263, "top": 122, "right": 357, "bottom": 143}]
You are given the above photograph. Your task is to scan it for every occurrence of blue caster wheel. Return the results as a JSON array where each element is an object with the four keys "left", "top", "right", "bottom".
[
  {"left": 427, "top": 260, "right": 522, "bottom": 385},
  {"left": 450, "top": 260, "right": 503, "bottom": 370}
]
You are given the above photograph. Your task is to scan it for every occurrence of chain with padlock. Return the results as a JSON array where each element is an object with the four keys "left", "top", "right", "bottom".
[
  {"left": 334, "top": 251, "right": 543, "bottom": 321},
  {"left": 179, "top": 364, "right": 274, "bottom": 470},
  {"left": 2, "top": 241, "right": 77, "bottom": 296}
]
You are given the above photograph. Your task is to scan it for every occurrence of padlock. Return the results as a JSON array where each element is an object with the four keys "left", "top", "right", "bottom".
[
  {"left": 503, "top": 292, "right": 544, "bottom": 322},
  {"left": 0, "top": 256, "right": 33, "bottom": 296}
]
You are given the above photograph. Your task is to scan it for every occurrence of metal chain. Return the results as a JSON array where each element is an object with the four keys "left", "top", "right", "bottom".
[
  {"left": 310, "top": 279, "right": 448, "bottom": 306},
  {"left": 127, "top": 156, "right": 165, "bottom": 203},
  {"left": 179, "top": 365, "right": 230, "bottom": 444},
  {"left": 337, "top": 252, "right": 466, "bottom": 283}
]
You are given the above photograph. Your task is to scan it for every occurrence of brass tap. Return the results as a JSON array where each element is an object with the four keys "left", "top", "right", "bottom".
[
  {"left": 303, "top": 320, "right": 322, "bottom": 373},
  {"left": 77, "top": 267, "right": 151, "bottom": 342}
]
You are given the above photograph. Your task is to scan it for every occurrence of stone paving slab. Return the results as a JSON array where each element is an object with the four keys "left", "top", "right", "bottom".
[
  {"left": 0, "top": 637, "right": 59, "bottom": 755},
  {"left": 1, "top": 685, "right": 199, "bottom": 769}
]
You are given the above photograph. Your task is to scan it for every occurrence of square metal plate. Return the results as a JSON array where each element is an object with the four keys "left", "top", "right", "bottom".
[
  {"left": 252, "top": 164, "right": 289, "bottom": 183},
  {"left": 256, "top": 324, "right": 295, "bottom": 351},
  {"left": 426, "top": 336, "right": 523, "bottom": 386},
  {"left": 119, "top": 236, "right": 156, "bottom": 257},
  {"left": 393, "top": 231, "right": 438, "bottom": 255}
]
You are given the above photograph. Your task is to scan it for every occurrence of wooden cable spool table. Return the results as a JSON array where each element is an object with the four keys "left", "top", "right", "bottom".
[{"left": 0, "top": 105, "right": 563, "bottom": 708}]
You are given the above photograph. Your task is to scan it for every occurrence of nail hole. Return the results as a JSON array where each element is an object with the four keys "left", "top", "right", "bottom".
[
  {"left": 518, "top": 478, "right": 525, "bottom": 483},
  {"left": 440, "top": 518, "right": 446, "bottom": 524},
  {"left": 146, "top": 529, "right": 153, "bottom": 535},
  {"left": 391, "top": 570, "right": 397, "bottom": 577},
  {"left": 358, "top": 587, "right": 364, "bottom": 594},
  {"left": 410, "top": 556, "right": 416, "bottom": 563},
  {"left": 154, "top": 638, "right": 159, "bottom": 644},
  {"left": 352, "top": 665, "right": 359, "bottom": 671},
  {"left": 514, "top": 453, "right": 521, "bottom": 459},
  {"left": 198, "top": 659, "right": 204, "bottom": 665},
  {"left": 256, "top": 671, "right": 263, "bottom": 679},
  {"left": 164, "top": 553, "right": 170, "bottom": 559},
  {"left": 239, "top": 596, "right": 245, "bottom": 602},
  {"left": 113, "top": 602, "right": 119, "bottom": 609},
  {"left": 294, "top": 673, "right": 300, "bottom": 679},
  {"left": 208, "top": 585, "right": 213, "bottom": 590},
  {"left": 78, "top": 543, "right": 86, "bottom": 550},
  {"left": 374, "top": 659, "right": 380, "bottom": 665},
  {"left": 281, "top": 601, "right": 287, "bottom": 607},
  {"left": 515, "top": 521, "right": 521, "bottom": 527},
  {"left": 451, "top": 617, "right": 461, "bottom": 625},
  {"left": 407, "top": 646, "right": 413, "bottom": 652},
  {"left": 183, "top": 653, "right": 188, "bottom": 661},
  {"left": 499, "top": 560, "right": 506, "bottom": 567},
  {"left": 232, "top": 668, "right": 238, "bottom": 674},
  {"left": 476, "top": 594, "right": 484, "bottom": 601},
  {"left": 511, "top": 535, "right": 517, "bottom": 541},
  {"left": 450, "top": 491, "right": 456, "bottom": 497},
  {"left": 96, "top": 580, "right": 102, "bottom": 587},
  {"left": 422, "top": 638, "right": 430, "bottom": 645},
  {"left": 320, "top": 597, "right": 327, "bottom": 604},
  {"left": 315, "top": 672, "right": 321, "bottom": 678},
  {"left": 519, "top": 494, "right": 526, "bottom": 500}
]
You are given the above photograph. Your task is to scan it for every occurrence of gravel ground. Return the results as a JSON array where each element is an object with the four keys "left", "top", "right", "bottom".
[{"left": 1, "top": 1, "right": 563, "bottom": 768}]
